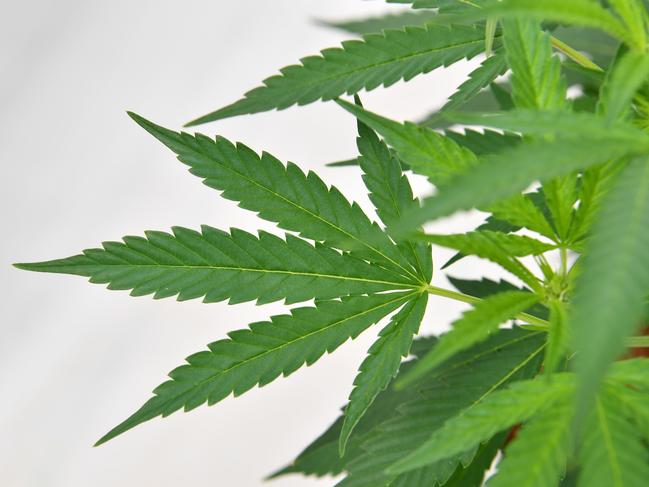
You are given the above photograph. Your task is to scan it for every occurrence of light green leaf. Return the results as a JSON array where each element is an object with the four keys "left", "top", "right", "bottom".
[
  {"left": 339, "top": 293, "right": 428, "bottom": 454},
  {"left": 15, "top": 226, "right": 416, "bottom": 305},
  {"left": 421, "top": 231, "right": 549, "bottom": 290},
  {"left": 95, "top": 291, "right": 415, "bottom": 445},
  {"left": 451, "top": 110, "right": 649, "bottom": 142},
  {"left": 399, "top": 291, "right": 540, "bottom": 386},
  {"left": 127, "top": 113, "right": 421, "bottom": 283},
  {"left": 572, "top": 158, "right": 649, "bottom": 417},
  {"left": 489, "top": 194, "right": 557, "bottom": 240},
  {"left": 441, "top": 53, "right": 509, "bottom": 114},
  {"left": 386, "top": 375, "right": 573, "bottom": 475},
  {"left": 503, "top": 18, "right": 566, "bottom": 110},
  {"left": 487, "top": 399, "right": 572, "bottom": 487},
  {"left": 337, "top": 99, "right": 478, "bottom": 185},
  {"left": 604, "top": 381, "right": 649, "bottom": 442},
  {"left": 597, "top": 50, "right": 649, "bottom": 123},
  {"left": 607, "top": 0, "right": 648, "bottom": 51},
  {"left": 543, "top": 174, "right": 578, "bottom": 242},
  {"left": 339, "top": 328, "right": 545, "bottom": 486},
  {"left": 578, "top": 394, "right": 649, "bottom": 487},
  {"left": 188, "top": 24, "right": 491, "bottom": 125},
  {"left": 570, "top": 161, "right": 624, "bottom": 245},
  {"left": 356, "top": 118, "right": 432, "bottom": 281},
  {"left": 399, "top": 128, "right": 649, "bottom": 232},
  {"left": 477, "top": 0, "right": 636, "bottom": 50}
]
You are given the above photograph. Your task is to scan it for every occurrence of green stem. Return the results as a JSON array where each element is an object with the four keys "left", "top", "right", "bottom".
[
  {"left": 425, "top": 285, "right": 549, "bottom": 327},
  {"left": 550, "top": 36, "right": 604, "bottom": 72},
  {"left": 425, "top": 286, "right": 649, "bottom": 347}
]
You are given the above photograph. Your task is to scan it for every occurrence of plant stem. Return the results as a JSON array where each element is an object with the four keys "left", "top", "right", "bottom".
[
  {"left": 424, "top": 286, "right": 649, "bottom": 347},
  {"left": 550, "top": 36, "right": 604, "bottom": 72},
  {"left": 425, "top": 284, "right": 548, "bottom": 327}
]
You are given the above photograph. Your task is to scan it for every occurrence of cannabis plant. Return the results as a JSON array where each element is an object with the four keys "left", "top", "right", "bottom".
[{"left": 16, "top": 0, "right": 649, "bottom": 485}]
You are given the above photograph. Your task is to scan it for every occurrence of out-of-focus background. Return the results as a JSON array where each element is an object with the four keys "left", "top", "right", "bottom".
[{"left": 1, "top": 1, "right": 493, "bottom": 486}]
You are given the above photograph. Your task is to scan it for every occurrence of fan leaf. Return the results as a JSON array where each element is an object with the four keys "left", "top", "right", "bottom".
[
  {"left": 95, "top": 291, "right": 415, "bottom": 445},
  {"left": 188, "top": 24, "right": 492, "bottom": 125},
  {"left": 572, "top": 158, "right": 649, "bottom": 418},
  {"left": 127, "top": 113, "right": 421, "bottom": 283},
  {"left": 339, "top": 293, "right": 428, "bottom": 454},
  {"left": 15, "top": 226, "right": 417, "bottom": 305}
]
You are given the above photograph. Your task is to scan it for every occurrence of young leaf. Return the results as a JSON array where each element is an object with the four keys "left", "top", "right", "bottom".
[
  {"left": 336, "top": 99, "right": 478, "bottom": 185},
  {"left": 488, "top": 194, "right": 557, "bottom": 240},
  {"left": 127, "top": 113, "right": 421, "bottom": 282},
  {"left": 502, "top": 18, "right": 566, "bottom": 110},
  {"left": 571, "top": 158, "right": 649, "bottom": 417},
  {"left": 339, "top": 328, "right": 546, "bottom": 486},
  {"left": 421, "top": 231, "right": 548, "bottom": 290},
  {"left": 440, "top": 53, "right": 509, "bottom": 114},
  {"left": 597, "top": 50, "right": 649, "bottom": 123},
  {"left": 476, "top": 0, "right": 635, "bottom": 50},
  {"left": 607, "top": 0, "right": 648, "bottom": 51},
  {"left": 339, "top": 293, "right": 428, "bottom": 454},
  {"left": 451, "top": 110, "right": 649, "bottom": 141},
  {"left": 399, "top": 291, "right": 540, "bottom": 387},
  {"left": 386, "top": 375, "right": 574, "bottom": 475},
  {"left": 15, "top": 226, "right": 416, "bottom": 305},
  {"left": 95, "top": 291, "right": 415, "bottom": 445},
  {"left": 399, "top": 129, "right": 649, "bottom": 232},
  {"left": 356, "top": 119, "right": 432, "bottom": 281},
  {"left": 486, "top": 400, "right": 572, "bottom": 487},
  {"left": 578, "top": 394, "right": 649, "bottom": 487},
  {"left": 188, "top": 24, "right": 491, "bottom": 125},
  {"left": 542, "top": 175, "right": 577, "bottom": 242}
]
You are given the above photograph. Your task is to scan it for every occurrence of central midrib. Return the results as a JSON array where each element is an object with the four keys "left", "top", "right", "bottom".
[{"left": 82, "top": 262, "right": 417, "bottom": 288}]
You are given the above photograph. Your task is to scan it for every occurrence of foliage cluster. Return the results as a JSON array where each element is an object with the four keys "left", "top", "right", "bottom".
[{"left": 17, "top": 1, "right": 649, "bottom": 485}]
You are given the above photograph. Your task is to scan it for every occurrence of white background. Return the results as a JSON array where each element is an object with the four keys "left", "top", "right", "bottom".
[{"left": 1, "top": 1, "right": 491, "bottom": 486}]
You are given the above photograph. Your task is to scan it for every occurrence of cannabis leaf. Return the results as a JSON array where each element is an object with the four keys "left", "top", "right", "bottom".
[
  {"left": 502, "top": 18, "right": 566, "bottom": 110},
  {"left": 188, "top": 24, "right": 492, "bottom": 125},
  {"left": 420, "top": 231, "right": 548, "bottom": 290},
  {"left": 387, "top": 375, "right": 574, "bottom": 475},
  {"left": 338, "top": 328, "right": 545, "bottom": 486},
  {"left": 128, "top": 113, "right": 421, "bottom": 283},
  {"left": 336, "top": 99, "right": 478, "bottom": 185},
  {"left": 579, "top": 393, "right": 649, "bottom": 487},
  {"left": 15, "top": 226, "right": 416, "bottom": 305},
  {"left": 95, "top": 291, "right": 416, "bottom": 445},
  {"left": 571, "top": 158, "right": 649, "bottom": 416},
  {"left": 486, "top": 400, "right": 572, "bottom": 487},
  {"left": 355, "top": 116, "right": 432, "bottom": 281},
  {"left": 435, "top": 53, "right": 509, "bottom": 118},
  {"left": 597, "top": 50, "right": 649, "bottom": 123},
  {"left": 339, "top": 293, "right": 428, "bottom": 454},
  {"left": 398, "top": 291, "right": 540, "bottom": 387}
]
